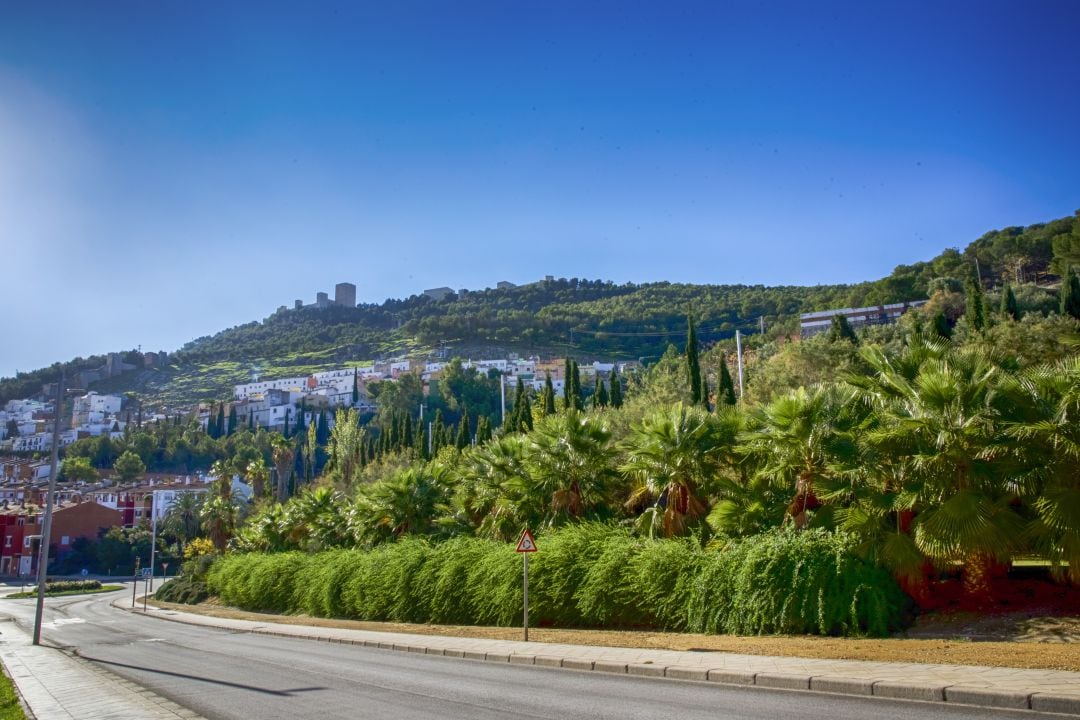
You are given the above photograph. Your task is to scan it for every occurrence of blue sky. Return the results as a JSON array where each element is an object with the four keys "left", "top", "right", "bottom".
[{"left": 2, "top": 1, "right": 1078, "bottom": 378}]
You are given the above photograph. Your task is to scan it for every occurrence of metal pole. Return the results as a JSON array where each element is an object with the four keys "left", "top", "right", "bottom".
[
  {"left": 523, "top": 552, "right": 529, "bottom": 642},
  {"left": 143, "top": 577, "right": 148, "bottom": 611},
  {"left": 735, "top": 330, "right": 745, "bottom": 399},
  {"left": 149, "top": 491, "right": 157, "bottom": 593},
  {"left": 32, "top": 374, "right": 64, "bottom": 646}
]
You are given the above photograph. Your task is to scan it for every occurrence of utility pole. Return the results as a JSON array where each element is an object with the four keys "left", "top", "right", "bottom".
[
  {"left": 149, "top": 491, "right": 158, "bottom": 593},
  {"left": 33, "top": 375, "right": 64, "bottom": 645}
]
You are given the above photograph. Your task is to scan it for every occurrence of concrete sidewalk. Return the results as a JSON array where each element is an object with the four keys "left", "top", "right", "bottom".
[
  {"left": 0, "top": 617, "right": 203, "bottom": 720},
  {"left": 134, "top": 600, "right": 1080, "bottom": 716}
]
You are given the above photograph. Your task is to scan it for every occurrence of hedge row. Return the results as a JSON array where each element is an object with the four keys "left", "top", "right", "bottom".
[{"left": 206, "top": 525, "right": 910, "bottom": 637}]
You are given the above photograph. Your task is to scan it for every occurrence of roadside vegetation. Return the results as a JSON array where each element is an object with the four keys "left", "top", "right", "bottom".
[{"left": 4, "top": 580, "right": 123, "bottom": 600}]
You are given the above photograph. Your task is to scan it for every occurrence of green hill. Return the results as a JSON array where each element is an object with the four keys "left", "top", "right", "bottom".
[{"left": 4, "top": 211, "right": 1077, "bottom": 408}]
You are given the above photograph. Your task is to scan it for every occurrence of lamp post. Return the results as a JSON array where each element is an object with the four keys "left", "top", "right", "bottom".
[
  {"left": 33, "top": 375, "right": 64, "bottom": 646},
  {"left": 149, "top": 490, "right": 158, "bottom": 593}
]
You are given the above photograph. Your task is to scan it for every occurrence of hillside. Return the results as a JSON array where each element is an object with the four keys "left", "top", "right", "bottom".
[{"left": 3, "top": 211, "right": 1077, "bottom": 408}]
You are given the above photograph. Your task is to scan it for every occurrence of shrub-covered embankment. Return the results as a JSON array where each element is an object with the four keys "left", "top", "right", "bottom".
[{"left": 206, "top": 525, "right": 910, "bottom": 637}]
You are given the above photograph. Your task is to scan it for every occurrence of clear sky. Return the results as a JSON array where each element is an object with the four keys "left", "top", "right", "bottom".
[{"left": 2, "top": 1, "right": 1078, "bottom": 379}]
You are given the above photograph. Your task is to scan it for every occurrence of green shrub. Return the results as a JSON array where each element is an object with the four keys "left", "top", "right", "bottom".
[
  {"left": 206, "top": 524, "right": 909, "bottom": 637},
  {"left": 687, "top": 528, "right": 909, "bottom": 636}
]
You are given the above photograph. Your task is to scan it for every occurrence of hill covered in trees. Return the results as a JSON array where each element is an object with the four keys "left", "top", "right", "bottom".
[{"left": 3, "top": 210, "right": 1078, "bottom": 408}]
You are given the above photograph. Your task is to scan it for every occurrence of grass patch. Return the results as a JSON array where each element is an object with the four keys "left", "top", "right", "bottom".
[
  {"left": 0, "top": 663, "right": 25, "bottom": 720},
  {"left": 4, "top": 585, "right": 123, "bottom": 600}
]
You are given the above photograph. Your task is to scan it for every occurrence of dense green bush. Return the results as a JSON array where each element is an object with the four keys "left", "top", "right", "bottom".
[
  {"left": 206, "top": 524, "right": 910, "bottom": 636},
  {"left": 687, "top": 529, "right": 910, "bottom": 636},
  {"left": 154, "top": 576, "right": 209, "bottom": 604}
]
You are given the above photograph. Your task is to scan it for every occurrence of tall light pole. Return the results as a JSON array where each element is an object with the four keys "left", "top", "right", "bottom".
[{"left": 33, "top": 375, "right": 64, "bottom": 645}]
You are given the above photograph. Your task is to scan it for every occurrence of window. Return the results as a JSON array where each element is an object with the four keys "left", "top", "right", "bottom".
[
  {"left": 4, "top": 536, "right": 10, "bottom": 547},
  {"left": 23, "top": 537, "right": 30, "bottom": 548},
  {"left": 61, "top": 535, "right": 69, "bottom": 545}
]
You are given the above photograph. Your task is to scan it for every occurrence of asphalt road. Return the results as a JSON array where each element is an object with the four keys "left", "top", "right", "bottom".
[{"left": 0, "top": 586, "right": 1052, "bottom": 720}]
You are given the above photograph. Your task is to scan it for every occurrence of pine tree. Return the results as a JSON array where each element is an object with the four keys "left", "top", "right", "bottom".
[
  {"left": 543, "top": 374, "right": 556, "bottom": 416},
  {"left": 686, "top": 314, "right": 702, "bottom": 405},
  {"left": 609, "top": 366, "right": 623, "bottom": 408},
  {"left": 965, "top": 276, "right": 986, "bottom": 331},
  {"left": 1000, "top": 283, "right": 1019, "bottom": 320},
  {"left": 718, "top": 353, "right": 736, "bottom": 406},
  {"left": 1062, "top": 267, "right": 1080, "bottom": 320}
]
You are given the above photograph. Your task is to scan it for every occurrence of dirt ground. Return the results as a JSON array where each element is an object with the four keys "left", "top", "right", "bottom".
[{"left": 149, "top": 598, "right": 1080, "bottom": 673}]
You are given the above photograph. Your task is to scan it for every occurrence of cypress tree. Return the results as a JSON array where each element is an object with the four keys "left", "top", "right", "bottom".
[
  {"left": 283, "top": 409, "right": 291, "bottom": 438},
  {"left": 571, "top": 361, "right": 583, "bottom": 410},
  {"left": 718, "top": 353, "right": 737, "bottom": 406},
  {"left": 932, "top": 310, "right": 953, "bottom": 340},
  {"left": 563, "top": 358, "right": 573, "bottom": 410},
  {"left": 1062, "top": 267, "right": 1080, "bottom": 320},
  {"left": 294, "top": 403, "right": 306, "bottom": 437},
  {"left": 828, "top": 314, "right": 858, "bottom": 344},
  {"left": 248, "top": 409, "right": 254, "bottom": 431},
  {"left": 1000, "top": 283, "right": 1019, "bottom": 320},
  {"left": 455, "top": 410, "right": 470, "bottom": 449},
  {"left": 965, "top": 276, "right": 986, "bottom": 331},
  {"left": 432, "top": 409, "right": 445, "bottom": 454},
  {"left": 594, "top": 375, "right": 608, "bottom": 408},
  {"left": 476, "top": 415, "right": 492, "bottom": 444},
  {"left": 216, "top": 405, "right": 225, "bottom": 439},
  {"left": 686, "top": 314, "right": 702, "bottom": 406},
  {"left": 416, "top": 421, "right": 428, "bottom": 459},
  {"left": 316, "top": 410, "right": 330, "bottom": 446},
  {"left": 700, "top": 365, "right": 710, "bottom": 412},
  {"left": 227, "top": 406, "right": 238, "bottom": 436},
  {"left": 403, "top": 413, "right": 414, "bottom": 449},
  {"left": 352, "top": 369, "right": 359, "bottom": 405},
  {"left": 609, "top": 366, "right": 623, "bottom": 408},
  {"left": 521, "top": 390, "right": 534, "bottom": 431},
  {"left": 543, "top": 374, "right": 556, "bottom": 416}
]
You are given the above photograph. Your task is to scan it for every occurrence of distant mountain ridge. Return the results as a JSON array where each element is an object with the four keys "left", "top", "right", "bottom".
[{"left": 3, "top": 211, "right": 1077, "bottom": 408}]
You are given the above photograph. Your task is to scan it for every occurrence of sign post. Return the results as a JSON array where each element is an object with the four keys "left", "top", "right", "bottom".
[{"left": 515, "top": 528, "right": 538, "bottom": 642}]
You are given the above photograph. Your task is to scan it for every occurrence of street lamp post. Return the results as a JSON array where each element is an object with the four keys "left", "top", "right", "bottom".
[{"left": 33, "top": 375, "right": 64, "bottom": 646}]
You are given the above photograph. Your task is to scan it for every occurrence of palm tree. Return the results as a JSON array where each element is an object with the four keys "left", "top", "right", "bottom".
[
  {"left": 161, "top": 491, "right": 204, "bottom": 557},
  {"left": 524, "top": 411, "right": 618, "bottom": 526},
  {"left": 244, "top": 457, "right": 270, "bottom": 500},
  {"left": 200, "top": 495, "right": 238, "bottom": 551},
  {"left": 1005, "top": 356, "right": 1080, "bottom": 582},
  {"left": 269, "top": 434, "right": 296, "bottom": 502},
  {"left": 853, "top": 342, "right": 1024, "bottom": 596},
  {"left": 738, "top": 384, "right": 858, "bottom": 529},
  {"left": 620, "top": 403, "right": 720, "bottom": 537},
  {"left": 281, "top": 486, "right": 349, "bottom": 551},
  {"left": 449, "top": 434, "right": 537, "bottom": 541},
  {"left": 349, "top": 466, "right": 451, "bottom": 546}
]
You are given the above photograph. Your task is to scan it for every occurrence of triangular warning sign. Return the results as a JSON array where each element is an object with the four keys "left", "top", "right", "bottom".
[{"left": 515, "top": 528, "right": 538, "bottom": 553}]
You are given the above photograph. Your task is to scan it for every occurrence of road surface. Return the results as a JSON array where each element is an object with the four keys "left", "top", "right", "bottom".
[{"left": 0, "top": 586, "right": 1050, "bottom": 720}]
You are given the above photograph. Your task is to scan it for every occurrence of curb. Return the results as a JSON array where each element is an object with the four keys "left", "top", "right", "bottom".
[{"left": 118, "top": 597, "right": 1080, "bottom": 717}]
